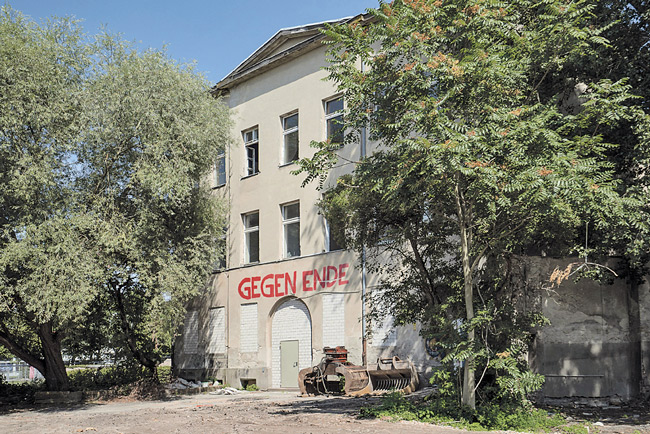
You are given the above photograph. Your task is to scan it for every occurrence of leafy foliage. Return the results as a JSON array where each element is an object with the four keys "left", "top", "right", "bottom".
[
  {"left": 68, "top": 363, "right": 173, "bottom": 391},
  {"left": 359, "top": 392, "right": 566, "bottom": 431},
  {"left": 75, "top": 35, "right": 231, "bottom": 373},
  {"left": 0, "top": 5, "right": 230, "bottom": 389},
  {"left": 0, "top": 5, "right": 97, "bottom": 391},
  {"left": 297, "top": 0, "right": 649, "bottom": 408}
]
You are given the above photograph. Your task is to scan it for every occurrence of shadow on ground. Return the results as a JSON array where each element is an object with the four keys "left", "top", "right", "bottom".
[
  {"left": 269, "top": 395, "right": 381, "bottom": 417},
  {"left": 540, "top": 400, "right": 650, "bottom": 427}
]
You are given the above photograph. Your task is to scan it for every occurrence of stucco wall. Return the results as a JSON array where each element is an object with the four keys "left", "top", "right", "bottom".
[
  {"left": 525, "top": 257, "right": 645, "bottom": 399},
  {"left": 638, "top": 276, "right": 650, "bottom": 396}
]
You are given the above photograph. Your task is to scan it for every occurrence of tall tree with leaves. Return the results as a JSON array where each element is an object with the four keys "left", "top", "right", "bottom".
[
  {"left": 569, "top": 0, "right": 650, "bottom": 273},
  {"left": 77, "top": 37, "right": 231, "bottom": 376},
  {"left": 297, "top": 0, "right": 648, "bottom": 408},
  {"left": 0, "top": 6, "right": 230, "bottom": 389},
  {"left": 0, "top": 7, "right": 99, "bottom": 390}
]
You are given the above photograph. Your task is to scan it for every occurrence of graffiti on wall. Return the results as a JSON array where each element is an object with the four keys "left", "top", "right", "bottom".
[{"left": 237, "top": 263, "right": 350, "bottom": 300}]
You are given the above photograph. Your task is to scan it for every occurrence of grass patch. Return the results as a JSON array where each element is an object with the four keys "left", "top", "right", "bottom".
[
  {"left": 558, "top": 425, "right": 591, "bottom": 434},
  {"left": 360, "top": 392, "right": 568, "bottom": 432}
]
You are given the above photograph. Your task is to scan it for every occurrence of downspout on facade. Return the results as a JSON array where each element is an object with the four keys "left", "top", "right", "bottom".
[{"left": 360, "top": 59, "right": 367, "bottom": 366}]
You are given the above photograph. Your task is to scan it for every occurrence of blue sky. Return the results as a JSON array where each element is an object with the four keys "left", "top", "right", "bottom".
[{"left": 12, "top": 0, "right": 378, "bottom": 84}]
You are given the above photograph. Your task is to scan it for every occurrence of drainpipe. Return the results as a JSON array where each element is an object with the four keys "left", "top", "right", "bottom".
[{"left": 360, "top": 59, "right": 367, "bottom": 367}]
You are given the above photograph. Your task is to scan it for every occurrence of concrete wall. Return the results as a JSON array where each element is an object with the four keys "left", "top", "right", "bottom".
[
  {"left": 174, "top": 249, "right": 365, "bottom": 387},
  {"left": 525, "top": 257, "right": 647, "bottom": 400},
  {"left": 638, "top": 276, "right": 650, "bottom": 396}
]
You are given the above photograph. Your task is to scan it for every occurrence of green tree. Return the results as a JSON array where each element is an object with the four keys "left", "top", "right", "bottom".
[
  {"left": 77, "top": 37, "right": 231, "bottom": 376},
  {"left": 568, "top": 0, "right": 650, "bottom": 274},
  {"left": 0, "top": 6, "right": 97, "bottom": 390},
  {"left": 297, "top": 0, "right": 648, "bottom": 408},
  {"left": 0, "top": 6, "right": 230, "bottom": 389}
]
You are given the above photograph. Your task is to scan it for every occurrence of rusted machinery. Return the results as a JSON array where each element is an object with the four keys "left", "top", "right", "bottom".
[{"left": 298, "top": 346, "right": 419, "bottom": 396}]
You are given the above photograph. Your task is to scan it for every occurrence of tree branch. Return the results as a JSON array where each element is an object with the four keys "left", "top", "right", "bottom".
[
  {"left": 0, "top": 323, "right": 45, "bottom": 373},
  {"left": 407, "top": 234, "right": 441, "bottom": 307}
]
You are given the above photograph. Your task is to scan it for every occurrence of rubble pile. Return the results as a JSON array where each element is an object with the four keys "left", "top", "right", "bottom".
[
  {"left": 166, "top": 378, "right": 221, "bottom": 390},
  {"left": 209, "top": 387, "right": 240, "bottom": 395}
]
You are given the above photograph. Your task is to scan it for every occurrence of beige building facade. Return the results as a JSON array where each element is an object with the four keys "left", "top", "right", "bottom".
[
  {"left": 174, "top": 15, "right": 650, "bottom": 400},
  {"left": 173, "top": 16, "right": 433, "bottom": 390}
]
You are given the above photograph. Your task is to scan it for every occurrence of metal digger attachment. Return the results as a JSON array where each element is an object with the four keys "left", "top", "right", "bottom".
[{"left": 299, "top": 346, "right": 419, "bottom": 396}]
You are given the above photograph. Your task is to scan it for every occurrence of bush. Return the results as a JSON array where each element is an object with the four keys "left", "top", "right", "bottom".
[
  {"left": 0, "top": 377, "right": 44, "bottom": 404},
  {"left": 360, "top": 392, "right": 566, "bottom": 431},
  {"left": 68, "top": 363, "right": 171, "bottom": 391},
  {"left": 156, "top": 366, "right": 172, "bottom": 384}
]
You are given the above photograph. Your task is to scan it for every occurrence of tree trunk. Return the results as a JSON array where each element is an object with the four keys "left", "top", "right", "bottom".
[
  {"left": 456, "top": 179, "right": 476, "bottom": 409},
  {"left": 112, "top": 284, "right": 159, "bottom": 378},
  {"left": 0, "top": 320, "right": 69, "bottom": 391},
  {"left": 38, "top": 323, "right": 69, "bottom": 391},
  {"left": 460, "top": 224, "right": 476, "bottom": 408}
]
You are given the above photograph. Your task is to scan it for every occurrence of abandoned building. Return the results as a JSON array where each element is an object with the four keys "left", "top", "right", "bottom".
[{"left": 173, "top": 15, "right": 650, "bottom": 401}]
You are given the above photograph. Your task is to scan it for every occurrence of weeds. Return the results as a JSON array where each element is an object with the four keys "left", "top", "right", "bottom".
[
  {"left": 360, "top": 392, "right": 567, "bottom": 432},
  {"left": 68, "top": 363, "right": 172, "bottom": 392}
]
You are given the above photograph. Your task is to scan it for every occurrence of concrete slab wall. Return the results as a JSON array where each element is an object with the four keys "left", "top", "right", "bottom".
[
  {"left": 638, "top": 276, "right": 650, "bottom": 396},
  {"left": 525, "top": 257, "right": 646, "bottom": 400}
]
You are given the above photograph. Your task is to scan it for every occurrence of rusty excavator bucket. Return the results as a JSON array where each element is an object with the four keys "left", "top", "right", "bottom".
[{"left": 299, "top": 346, "right": 419, "bottom": 396}]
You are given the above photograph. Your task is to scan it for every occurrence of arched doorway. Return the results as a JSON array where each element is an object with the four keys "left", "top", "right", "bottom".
[{"left": 270, "top": 297, "right": 312, "bottom": 388}]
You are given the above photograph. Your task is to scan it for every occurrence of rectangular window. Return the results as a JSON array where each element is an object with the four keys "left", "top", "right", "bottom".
[
  {"left": 183, "top": 311, "right": 199, "bottom": 354},
  {"left": 214, "top": 226, "right": 227, "bottom": 271},
  {"left": 322, "top": 293, "right": 345, "bottom": 347},
  {"left": 240, "top": 303, "right": 258, "bottom": 353},
  {"left": 243, "top": 212, "right": 259, "bottom": 263},
  {"left": 282, "top": 202, "right": 300, "bottom": 258},
  {"left": 244, "top": 128, "right": 259, "bottom": 176},
  {"left": 325, "top": 218, "right": 343, "bottom": 252},
  {"left": 282, "top": 112, "right": 299, "bottom": 164},
  {"left": 325, "top": 97, "right": 344, "bottom": 145},
  {"left": 214, "top": 151, "right": 226, "bottom": 187},
  {"left": 207, "top": 307, "right": 226, "bottom": 354}
]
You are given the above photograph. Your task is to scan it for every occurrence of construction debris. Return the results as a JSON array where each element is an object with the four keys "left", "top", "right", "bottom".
[
  {"left": 209, "top": 387, "right": 241, "bottom": 396},
  {"left": 166, "top": 378, "right": 221, "bottom": 390}
]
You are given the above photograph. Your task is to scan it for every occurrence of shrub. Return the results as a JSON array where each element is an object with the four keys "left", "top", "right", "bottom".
[
  {"left": 68, "top": 363, "right": 171, "bottom": 391},
  {"left": 360, "top": 392, "right": 566, "bottom": 432}
]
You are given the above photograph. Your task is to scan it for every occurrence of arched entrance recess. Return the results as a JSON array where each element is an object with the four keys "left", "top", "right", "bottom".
[{"left": 270, "top": 297, "right": 312, "bottom": 388}]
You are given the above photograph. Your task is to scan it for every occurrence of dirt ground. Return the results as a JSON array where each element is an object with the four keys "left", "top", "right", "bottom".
[{"left": 1, "top": 390, "right": 648, "bottom": 434}]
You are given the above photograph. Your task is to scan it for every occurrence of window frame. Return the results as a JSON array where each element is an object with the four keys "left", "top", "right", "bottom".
[
  {"left": 243, "top": 211, "right": 260, "bottom": 264},
  {"left": 281, "top": 201, "right": 301, "bottom": 259},
  {"left": 325, "top": 217, "right": 343, "bottom": 252},
  {"left": 214, "top": 150, "right": 226, "bottom": 187},
  {"left": 214, "top": 225, "right": 228, "bottom": 271},
  {"left": 281, "top": 112, "right": 299, "bottom": 166},
  {"left": 243, "top": 127, "right": 259, "bottom": 177},
  {"left": 325, "top": 96, "right": 344, "bottom": 145},
  {"left": 206, "top": 306, "right": 226, "bottom": 354}
]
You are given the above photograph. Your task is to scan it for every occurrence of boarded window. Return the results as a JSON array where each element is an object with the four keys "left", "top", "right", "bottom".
[
  {"left": 183, "top": 310, "right": 199, "bottom": 354},
  {"left": 240, "top": 303, "right": 258, "bottom": 353},
  {"left": 207, "top": 307, "right": 226, "bottom": 354},
  {"left": 322, "top": 293, "right": 345, "bottom": 347},
  {"left": 371, "top": 314, "right": 397, "bottom": 347}
]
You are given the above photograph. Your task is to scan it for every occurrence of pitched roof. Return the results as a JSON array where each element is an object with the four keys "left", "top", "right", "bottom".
[{"left": 213, "top": 14, "right": 370, "bottom": 93}]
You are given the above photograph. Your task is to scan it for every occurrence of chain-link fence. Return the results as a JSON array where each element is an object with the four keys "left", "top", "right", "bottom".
[{"left": 0, "top": 361, "right": 44, "bottom": 383}]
